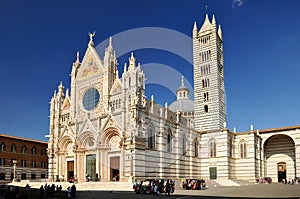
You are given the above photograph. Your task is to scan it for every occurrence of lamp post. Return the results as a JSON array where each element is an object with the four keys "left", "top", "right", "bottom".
[{"left": 12, "top": 160, "right": 17, "bottom": 182}]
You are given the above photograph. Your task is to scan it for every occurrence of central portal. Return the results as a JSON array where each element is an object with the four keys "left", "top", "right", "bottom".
[
  {"left": 110, "top": 156, "right": 120, "bottom": 181},
  {"left": 86, "top": 154, "right": 96, "bottom": 181}
]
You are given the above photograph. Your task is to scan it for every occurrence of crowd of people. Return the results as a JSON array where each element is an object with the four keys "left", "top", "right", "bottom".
[
  {"left": 0, "top": 185, "right": 27, "bottom": 199},
  {"left": 182, "top": 179, "right": 206, "bottom": 190},
  {"left": 39, "top": 183, "right": 76, "bottom": 198},
  {"left": 281, "top": 178, "right": 298, "bottom": 185},
  {"left": 133, "top": 179, "right": 175, "bottom": 195}
]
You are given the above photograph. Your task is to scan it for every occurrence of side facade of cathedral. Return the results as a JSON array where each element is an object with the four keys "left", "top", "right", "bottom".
[{"left": 47, "top": 14, "right": 300, "bottom": 183}]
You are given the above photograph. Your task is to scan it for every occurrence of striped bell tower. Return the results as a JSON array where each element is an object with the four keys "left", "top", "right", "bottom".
[{"left": 193, "top": 14, "right": 226, "bottom": 131}]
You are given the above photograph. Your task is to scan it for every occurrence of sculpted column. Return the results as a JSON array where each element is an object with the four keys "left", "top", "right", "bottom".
[{"left": 73, "top": 146, "right": 77, "bottom": 181}]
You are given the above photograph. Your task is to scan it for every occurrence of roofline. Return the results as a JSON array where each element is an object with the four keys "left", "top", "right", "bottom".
[
  {"left": 237, "top": 125, "right": 300, "bottom": 135},
  {"left": 0, "top": 134, "right": 48, "bottom": 144}
]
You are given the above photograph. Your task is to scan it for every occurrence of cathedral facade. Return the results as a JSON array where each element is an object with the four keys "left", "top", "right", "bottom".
[{"left": 47, "top": 14, "right": 300, "bottom": 183}]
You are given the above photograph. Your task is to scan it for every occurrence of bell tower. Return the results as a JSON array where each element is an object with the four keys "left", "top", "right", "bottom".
[{"left": 193, "top": 14, "right": 226, "bottom": 131}]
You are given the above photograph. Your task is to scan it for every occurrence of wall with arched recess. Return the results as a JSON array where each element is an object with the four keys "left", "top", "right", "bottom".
[{"left": 263, "top": 134, "right": 295, "bottom": 182}]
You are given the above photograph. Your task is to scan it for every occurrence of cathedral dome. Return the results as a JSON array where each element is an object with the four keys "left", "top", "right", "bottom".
[
  {"left": 169, "top": 76, "right": 194, "bottom": 113},
  {"left": 169, "top": 98, "right": 194, "bottom": 113}
]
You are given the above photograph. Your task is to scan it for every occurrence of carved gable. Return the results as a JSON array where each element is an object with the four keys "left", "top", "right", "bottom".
[
  {"left": 62, "top": 97, "right": 71, "bottom": 109},
  {"left": 78, "top": 46, "right": 104, "bottom": 81},
  {"left": 79, "top": 118, "right": 98, "bottom": 136},
  {"left": 101, "top": 115, "right": 121, "bottom": 131},
  {"left": 110, "top": 78, "right": 122, "bottom": 95}
]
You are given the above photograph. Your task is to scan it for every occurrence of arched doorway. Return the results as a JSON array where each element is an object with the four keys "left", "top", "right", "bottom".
[
  {"left": 100, "top": 127, "right": 122, "bottom": 181},
  {"left": 264, "top": 134, "right": 295, "bottom": 182},
  {"left": 277, "top": 162, "right": 286, "bottom": 183},
  {"left": 76, "top": 132, "right": 98, "bottom": 181},
  {"left": 58, "top": 136, "right": 74, "bottom": 181}
]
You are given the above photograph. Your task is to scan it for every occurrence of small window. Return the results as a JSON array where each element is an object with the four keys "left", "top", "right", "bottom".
[
  {"left": 21, "top": 173, "right": 26, "bottom": 180},
  {"left": 32, "top": 161, "right": 36, "bottom": 168},
  {"left": 209, "top": 139, "right": 216, "bottom": 158},
  {"left": 0, "top": 143, "right": 5, "bottom": 151},
  {"left": 32, "top": 147, "right": 36, "bottom": 155},
  {"left": 204, "top": 105, "right": 208, "bottom": 113},
  {"left": 182, "top": 134, "right": 186, "bottom": 155},
  {"left": 0, "top": 158, "right": 5, "bottom": 166},
  {"left": 21, "top": 160, "right": 26, "bottom": 167},
  {"left": 41, "top": 148, "right": 46, "bottom": 156},
  {"left": 11, "top": 144, "right": 16, "bottom": 153},
  {"left": 204, "top": 92, "right": 209, "bottom": 102},
  {"left": 167, "top": 130, "right": 172, "bottom": 153},
  {"left": 31, "top": 174, "right": 36, "bottom": 179},
  {"left": 0, "top": 173, "right": 5, "bottom": 180},
  {"left": 41, "top": 161, "right": 46, "bottom": 168},
  {"left": 240, "top": 141, "right": 247, "bottom": 158},
  {"left": 148, "top": 128, "right": 156, "bottom": 149},
  {"left": 194, "top": 139, "right": 199, "bottom": 157},
  {"left": 21, "top": 145, "right": 26, "bottom": 154}
]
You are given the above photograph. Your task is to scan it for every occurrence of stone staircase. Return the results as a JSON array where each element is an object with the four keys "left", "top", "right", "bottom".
[
  {"left": 76, "top": 181, "right": 133, "bottom": 191},
  {"left": 206, "top": 179, "right": 253, "bottom": 187}
]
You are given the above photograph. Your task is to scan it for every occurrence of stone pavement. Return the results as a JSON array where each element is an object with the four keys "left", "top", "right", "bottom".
[
  {"left": 8, "top": 181, "right": 300, "bottom": 198},
  {"left": 71, "top": 183, "right": 300, "bottom": 199}
]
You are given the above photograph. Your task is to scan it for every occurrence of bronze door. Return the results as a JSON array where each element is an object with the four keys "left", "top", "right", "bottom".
[
  {"left": 67, "top": 161, "right": 74, "bottom": 180},
  {"left": 110, "top": 156, "right": 120, "bottom": 181}
]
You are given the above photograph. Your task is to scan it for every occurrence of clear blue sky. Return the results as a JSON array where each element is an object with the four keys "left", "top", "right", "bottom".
[{"left": 0, "top": 0, "right": 300, "bottom": 141}]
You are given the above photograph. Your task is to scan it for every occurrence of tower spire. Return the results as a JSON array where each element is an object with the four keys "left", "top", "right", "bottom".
[
  {"left": 76, "top": 51, "right": 80, "bottom": 63},
  {"left": 212, "top": 14, "right": 216, "bottom": 25},
  {"left": 58, "top": 81, "right": 64, "bottom": 97},
  {"left": 205, "top": 14, "right": 209, "bottom": 21},
  {"left": 181, "top": 76, "right": 185, "bottom": 87},
  {"left": 193, "top": 21, "right": 197, "bottom": 31},
  {"left": 116, "top": 68, "right": 119, "bottom": 79},
  {"left": 123, "top": 63, "right": 127, "bottom": 73},
  {"left": 109, "top": 36, "right": 112, "bottom": 47},
  {"left": 218, "top": 24, "right": 223, "bottom": 40},
  {"left": 200, "top": 14, "right": 212, "bottom": 32},
  {"left": 128, "top": 52, "right": 136, "bottom": 70}
]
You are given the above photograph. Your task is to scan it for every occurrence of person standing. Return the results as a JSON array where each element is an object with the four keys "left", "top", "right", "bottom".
[
  {"left": 71, "top": 184, "right": 76, "bottom": 197},
  {"left": 153, "top": 183, "right": 158, "bottom": 196},
  {"left": 67, "top": 187, "right": 71, "bottom": 198},
  {"left": 165, "top": 180, "right": 171, "bottom": 196}
]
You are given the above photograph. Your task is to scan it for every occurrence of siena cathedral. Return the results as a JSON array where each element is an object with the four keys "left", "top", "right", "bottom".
[{"left": 48, "top": 14, "right": 300, "bottom": 183}]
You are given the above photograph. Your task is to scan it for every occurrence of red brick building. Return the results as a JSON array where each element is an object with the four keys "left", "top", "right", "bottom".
[{"left": 0, "top": 134, "right": 48, "bottom": 181}]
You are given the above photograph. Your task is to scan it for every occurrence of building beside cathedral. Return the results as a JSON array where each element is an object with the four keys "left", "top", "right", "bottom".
[{"left": 47, "top": 14, "right": 300, "bottom": 183}]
